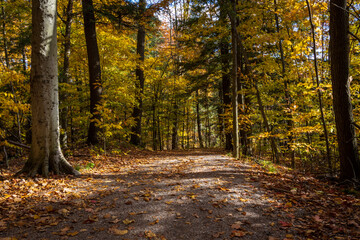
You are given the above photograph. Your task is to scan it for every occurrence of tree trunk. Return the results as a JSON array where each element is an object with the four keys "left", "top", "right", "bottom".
[
  {"left": 19, "top": 0, "right": 79, "bottom": 177},
  {"left": 230, "top": 0, "right": 239, "bottom": 159},
  {"left": 330, "top": 0, "right": 360, "bottom": 180},
  {"left": 181, "top": 107, "right": 185, "bottom": 149},
  {"left": 217, "top": 85, "right": 224, "bottom": 147},
  {"left": 82, "top": 0, "right": 102, "bottom": 145},
  {"left": 196, "top": 90, "right": 204, "bottom": 148},
  {"left": 152, "top": 99, "right": 157, "bottom": 150},
  {"left": 171, "top": 102, "right": 179, "bottom": 150},
  {"left": 130, "top": 0, "right": 146, "bottom": 146},
  {"left": 306, "top": 0, "right": 332, "bottom": 174},
  {"left": 254, "top": 80, "right": 280, "bottom": 163},
  {"left": 274, "top": 0, "right": 295, "bottom": 167},
  {"left": 60, "top": 0, "right": 74, "bottom": 148},
  {"left": 238, "top": 45, "right": 251, "bottom": 156},
  {"left": 219, "top": 0, "right": 232, "bottom": 151}
]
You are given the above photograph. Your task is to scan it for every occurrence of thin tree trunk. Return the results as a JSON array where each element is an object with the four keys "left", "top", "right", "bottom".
[
  {"left": 306, "top": 0, "right": 332, "bottom": 174},
  {"left": 274, "top": 0, "right": 295, "bottom": 167},
  {"left": 238, "top": 45, "right": 251, "bottom": 156},
  {"left": 196, "top": 90, "right": 204, "bottom": 148},
  {"left": 230, "top": 0, "right": 239, "bottom": 159},
  {"left": 254, "top": 81, "right": 280, "bottom": 163},
  {"left": 130, "top": 0, "right": 146, "bottom": 146},
  {"left": 181, "top": 106, "right": 185, "bottom": 149},
  {"left": 219, "top": 0, "right": 232, "bottom": 151},
  {"left": 186, "top": 106, "right": 190, "bottom": 149},
  {"left": 60, "top": 0, "right": 74, "bottom": 148},
  {"left": 172, "top": 102, "right": 179, "bottom": 150},
  {"left": 158, "top": 113, "right": 162, "bottom": 150},
  {"left": 218, "top": 85, "right": 224, "bottom": 147},
  {"left": 152, "top": 102, "right": 157, "bottom": 150},
  {"left": 82, "top": 0, "right": 102, "bottom": 145}
]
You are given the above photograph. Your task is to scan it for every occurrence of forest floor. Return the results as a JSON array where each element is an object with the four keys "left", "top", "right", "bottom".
[{"left": 0, "top": 149, "right": 359, "bottom": 240}]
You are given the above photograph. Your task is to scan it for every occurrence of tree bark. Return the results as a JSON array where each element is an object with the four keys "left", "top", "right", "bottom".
[
  {"left": 330, "top": 0, "right": 360, "bottom": 180},
  {"left": 60, "top": 0, "right": 74, "bottom": 148},
  {"left": 306, "top": 0, "right": 332, "bottom": 174},
  {"left": 254, "top": 80, "right": 280, "bottom": 163},
  {"left": 18, "top": 0, "right": 79, "bottom": 177},
  {"left": 196, "top": 89, "right": 204, "bottom": 148},
  {"left": 82, "top": 0, "right": 102, "bottom": 145},
  {"left": 230, "top": 0, "right": 239, "bottom": 159},
  {"left": 130, "top": 0, "right": 146, "bottom": 146},
  {"left": 219, "top": 0, "right": 232, "bottom": 151},
  {"left": 171, "top": 101, "right": 179, "bottom": 150},
  {"left": 274, "top": 0, "right": 295, "bottom": 167}
]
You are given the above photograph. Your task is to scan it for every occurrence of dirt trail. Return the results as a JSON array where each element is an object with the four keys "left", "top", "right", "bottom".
[{"left": 1, "top": 150, "right": 358, "bottom": 239}]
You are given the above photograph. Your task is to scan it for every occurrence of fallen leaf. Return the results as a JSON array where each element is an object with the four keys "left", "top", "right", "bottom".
[
  {"left": 231, "top": 221, "right": 242, "bottom": 229},
  {"left": 145, "top": 230, "right": 157, "bottom": 238},
  {"left": 284, "top": 202, "right": 292, "bottom": 208},
  {"left": 122, "top": 219, "right": 135, "bottom": 225},
  {"left": 149, "top": 219, "right": 159, "bottom": 225},
  {"left": 231, "top": 230, "right": 246, "bottom": 237},
  {"left": 314, "top": 215, "right": 322, "bottom": 223},
  {"left": 109, "top": 227, "right": 128, "bottom": 236},
  {"left": 279, "top": 221, "right": 292, "bottom": 227},
  {"left": 213, "top": 232, "right": 224, "bottom": 238},
  {"left": 45, "top": 205, "right": 54, "bottom": 212},
  {"left": 268, "top": 237, "right": 278, "bottom": 240},
  {"left": 67, "top": 231, "right": 79, "bottom": 236}
]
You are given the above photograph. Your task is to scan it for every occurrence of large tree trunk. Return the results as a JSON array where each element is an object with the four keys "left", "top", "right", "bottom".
[
  {"left": 60, "top": 0, "right": 74, "bottom": 148},
  {"left": 330, "top": 0, "right": 360, "bottom": 180},
  {"left": 130, "top": 0, "right": 146, "bottom": 146},
  {"left": 82, "top": 0, "right": 102, "bottom": 145},
  {"left": 19, "top": 0, "right": 79, "bottom": 177}
]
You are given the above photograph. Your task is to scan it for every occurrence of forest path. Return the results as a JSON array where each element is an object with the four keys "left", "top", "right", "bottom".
[{"left": 1, "top": 149, "right": 359, "bottom": 239}]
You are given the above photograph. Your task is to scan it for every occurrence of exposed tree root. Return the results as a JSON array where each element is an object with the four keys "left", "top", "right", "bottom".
[{"left": 16, "top": 150, "right": 80, "bottom": 178}]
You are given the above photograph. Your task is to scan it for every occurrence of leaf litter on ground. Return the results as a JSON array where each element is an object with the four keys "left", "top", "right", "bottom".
[{"left": 0, "top": 148, "right": 359, "bottom": 239}]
